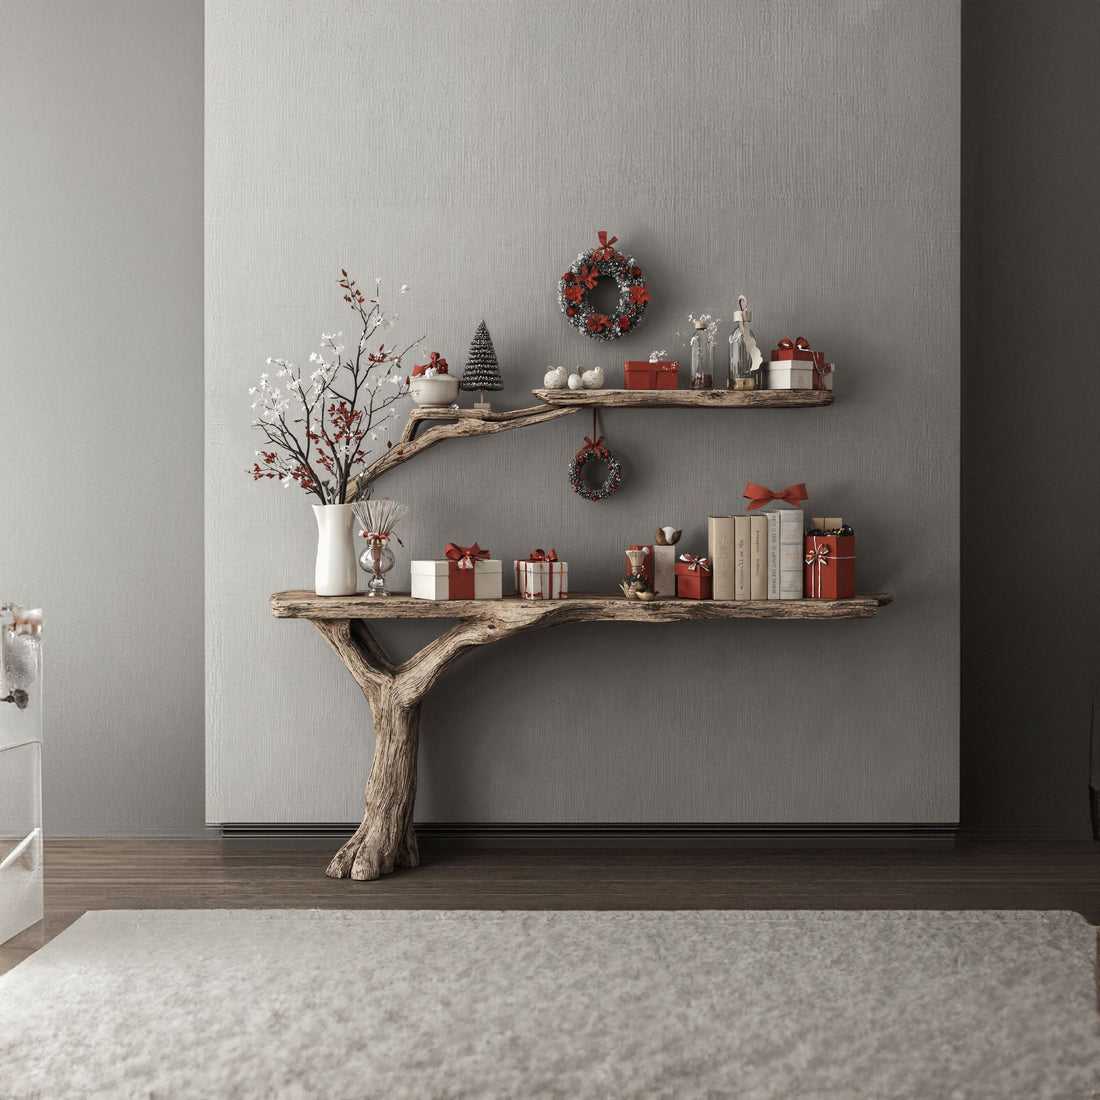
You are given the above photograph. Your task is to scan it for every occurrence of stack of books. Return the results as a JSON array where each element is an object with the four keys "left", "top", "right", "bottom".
[{"left": 707, "top": 511, "right": 804, "bottom": 600}]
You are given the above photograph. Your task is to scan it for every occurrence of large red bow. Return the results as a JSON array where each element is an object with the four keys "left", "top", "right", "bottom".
[
  {"left": 776, "top": 337, "right": 812, "bottom": 351},
  {"left": 592, "top": 231, "right": 619, "bottom": 260},
  {"left": 444, "top": 542, "right": 490, "bottom": 570},
  {"left": 678, "top": 554, "right": 712, "bottom": 574},
  {"left": 528, "top": 548, "right": 558, "bottom": 562},
  {"left": 742, "top": 482, "right": 809, "bottom": 511}
]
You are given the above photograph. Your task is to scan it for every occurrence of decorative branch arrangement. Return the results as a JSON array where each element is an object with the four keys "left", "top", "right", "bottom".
[{"left": 249, "top": 274, "right": 424, "bottom": 503}]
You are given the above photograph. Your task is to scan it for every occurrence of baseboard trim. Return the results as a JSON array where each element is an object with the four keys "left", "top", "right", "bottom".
[{"left": 219, "top": 821, "right": 959, "bottom": 850}]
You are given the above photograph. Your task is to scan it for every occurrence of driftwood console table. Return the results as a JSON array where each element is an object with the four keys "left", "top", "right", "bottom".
[{"left": 270, "top": 591, "right": 892, "bottom": 881}]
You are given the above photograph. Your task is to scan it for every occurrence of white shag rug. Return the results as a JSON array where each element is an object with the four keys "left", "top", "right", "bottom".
[{"left": 0, "top": 909, "right": 1096, "bottom": 1099}]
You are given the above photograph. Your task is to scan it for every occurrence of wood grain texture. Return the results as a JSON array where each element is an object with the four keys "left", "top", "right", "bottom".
[
  {"left": 272, "top": 592, "right": 892, "bottom": 622},
  {"left": 348, "top": 403, "right": 576, "bottom": 495},
  {"left": 532, "top": 388, "right": 835, "bottom": 409}
]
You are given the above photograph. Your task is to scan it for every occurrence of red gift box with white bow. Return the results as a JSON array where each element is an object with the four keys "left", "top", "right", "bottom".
[
  {"left": 675, "top": 554, "right": 713, "bottom": 599},
  {"left": 803, "top": 535, "right": 855, "bottom": 599}
]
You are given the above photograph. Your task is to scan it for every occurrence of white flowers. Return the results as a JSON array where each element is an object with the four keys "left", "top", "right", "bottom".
[{"left": 648, "top": 349, "right": 667, "bottom": 363}]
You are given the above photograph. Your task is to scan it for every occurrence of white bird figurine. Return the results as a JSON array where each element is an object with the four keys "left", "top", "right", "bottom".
[
  {"left": 580, "top": 366, "right": 605, "bottom": 389},
  {"left": 544, "top": 366, "right": 569, "bottom": 389},
  {"left": 567, "top": 372, "right": 584, "bottom": 390}
]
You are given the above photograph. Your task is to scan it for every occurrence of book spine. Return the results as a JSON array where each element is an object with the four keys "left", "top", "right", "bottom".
[
  {"left": 708, "top": 516, "right": 737, "bottom": 600},
  {"left": 767, "top": 513, "right": 779, "bottom": 599},
  {"left": 778, "top": 509, "right": 805, "bottom": 599},
  {"left": 749, "top": 515, "right": 767, "bottom": 599},
  {"left": 733, "top": 515, "right": 750, "bottom": 600}
]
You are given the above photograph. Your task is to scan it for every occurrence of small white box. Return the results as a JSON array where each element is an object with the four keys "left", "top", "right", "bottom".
[
  {"left": 514, "top": 560, "right": 568, "bottom": 600},
  {"left": 765, "top": 362, "right": 816, "bottom": 390},
  {"left": 410, "top": 559, "right": 502, "bottom": 600},
  {"left": 765, "top": 362, "right": 834, "bottom": 391}
]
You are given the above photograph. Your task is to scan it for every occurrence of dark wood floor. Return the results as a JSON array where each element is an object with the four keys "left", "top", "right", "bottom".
[{"left": 3, "top": 836, "right": 1098, "bottom": 975}]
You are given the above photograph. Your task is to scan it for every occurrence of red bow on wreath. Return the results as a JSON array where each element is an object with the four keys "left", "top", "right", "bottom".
[
  {"left": 586, "top": 314, "right": 610, "bottom": 333},
  {"left": 629, "top": 285, "right": 650, "bottom": 305},
  {"left": 592, "top": 231, "right": 619, "bottom": 260},
  {"left": 579, "top": 265, "right": 600, "bottom": 289},
  {"left": 528, "top": 548, "right": 558, "bottom": 562},
  {"left": 776, "top": 337, "right": 812, "bottom": 351},
  {"left": 575, "top": 434, "right": 609, "bottom": 462},
  {"left": 444, "top": 542, "right": 490, "bottom": 570},
  {"left": 563, "top": 284, "right": 584, "bottom": 303}
]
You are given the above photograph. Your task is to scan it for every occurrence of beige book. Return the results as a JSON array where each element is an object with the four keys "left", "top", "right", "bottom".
[
  {"left": 749, "top": 514, "right": 768, "bottom": 599},
  {"left": 708, "top": 515, "right": 737, "bottom": 600},
  {"left": 733, "top": 515, "right": 750, "bottom": 600}
]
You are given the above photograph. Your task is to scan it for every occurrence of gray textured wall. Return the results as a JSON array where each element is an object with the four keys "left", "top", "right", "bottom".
[
  {"left": 961, "top": 0, "right": 1100, "bottom": 836},
  {"left": 206, "top": 0, "right": 961, "bottom": 826},
  {"left": 0, "top": 0, "right": 204, "bottom": 834}
]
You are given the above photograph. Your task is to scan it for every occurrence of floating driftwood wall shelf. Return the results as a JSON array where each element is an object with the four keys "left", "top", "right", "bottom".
[
  {"left": 531, "top": 388, "right": 836, "bottom": 409},
  {"left": 271, "top": 592, "right": 893, "bottom": 880}
]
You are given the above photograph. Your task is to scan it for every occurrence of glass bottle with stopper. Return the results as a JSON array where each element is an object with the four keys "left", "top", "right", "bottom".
[
  {"left": 687, "top": 314, "right": 719, "bottom": 389},
  {"left": 729, "top": 294, "right": 764, "bottom": 390}
]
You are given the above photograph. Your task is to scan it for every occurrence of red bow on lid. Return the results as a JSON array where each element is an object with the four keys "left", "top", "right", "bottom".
[
  {"left": 445, "top": 542, "right": 490, "bottom": 570},
  {"left": 592, "top": 231, "right": 619, "bottom": 260},
  {"left": 742, "top": 482, "right": 809, "bottom": 511},
  {"left": 776, "top": 337, "right": 812, "bottom": 351},
  {"left": 528, "top": 549, "right": 558, "bottom": 562},
  {"left": 678, "top": 554, "right": 712, "bottom": 574}
]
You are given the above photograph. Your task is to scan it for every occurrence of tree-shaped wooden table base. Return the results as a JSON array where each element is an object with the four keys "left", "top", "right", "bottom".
[{"left": 270, "top": 592, "right": 892, "bottom": 880}]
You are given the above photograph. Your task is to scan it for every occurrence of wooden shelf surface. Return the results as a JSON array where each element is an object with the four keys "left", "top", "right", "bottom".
[
  {"left": 272, "top": 592, "right": 891, "bottom": 622},
  {"left": 531, "top": 388, "right": 835, "bottom": 409}
]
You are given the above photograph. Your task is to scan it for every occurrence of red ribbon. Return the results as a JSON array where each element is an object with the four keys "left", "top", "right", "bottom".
[
  {"left": 411, "top": 351, "right": 449, "bottom": 377},
  {"left": 592, "top": 231, "right": 619, "bottom": 260},
  {"left": 575, "top": 435, "right": 609, "bottom": 462},
  {"left": 444, "top": 542, "right": 490, "bottom": 570},
  {"left": 528, "top": 548, "right": 558, "bottom": 562},
  {"left": 361, "top": 529, "right": 403, "bottom": 547},
  {"left": 678, "top": 554, "right": 712, "bottom": 574},
  {"left": 579, "top": 265, "right": 599, "bottom": 289},
  {"left": 776, "top": 337, "right": 812, "bottom": 351},
  {"left": 743, "top": 482, "right": 809, "bottom": 511}
]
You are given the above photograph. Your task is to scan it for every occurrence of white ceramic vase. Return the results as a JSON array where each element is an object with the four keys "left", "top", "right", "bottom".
[{"left": 313, "top": 504, "right": 358, "bottom": 596}]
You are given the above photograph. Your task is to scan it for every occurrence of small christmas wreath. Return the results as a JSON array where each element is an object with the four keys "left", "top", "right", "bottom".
[
  {"left": 559, "top": 231, "right": 649, "bottom": 341},
  {"left": 569, "top": 434, "right": 622, "bottom": 501}
]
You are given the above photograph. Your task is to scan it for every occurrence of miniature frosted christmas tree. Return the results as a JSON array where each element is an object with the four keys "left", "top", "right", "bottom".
[{"left": 460, "top": 320, "right": 503, "bottom": 411}]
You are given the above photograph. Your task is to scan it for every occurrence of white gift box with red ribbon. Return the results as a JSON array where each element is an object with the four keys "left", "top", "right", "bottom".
[
  {"left": 766, "top": 337, "right": 834, "bottom": 391},
  {"left": 514, "top": 552, "right": 568, "bottom": 600}
]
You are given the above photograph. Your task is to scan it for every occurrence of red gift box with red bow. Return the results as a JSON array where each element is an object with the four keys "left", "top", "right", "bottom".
[
  {"left": 675, "top": 555, "right": 713, "bottom": 599},
  {"left": 624, "top": 361, "right": 679, "bottom": 390},
  {"left": 803, "top": 535, "right": 855, "bottom": 599}
]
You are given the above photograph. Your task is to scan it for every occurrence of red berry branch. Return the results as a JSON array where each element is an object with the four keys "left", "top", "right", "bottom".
[{"left": 249, "top": 273, "right": 424, "bottom": 504}]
